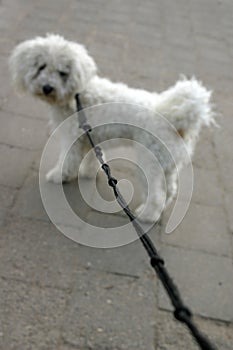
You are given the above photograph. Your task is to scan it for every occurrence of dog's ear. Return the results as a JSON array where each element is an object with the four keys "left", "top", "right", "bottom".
[
  {"left": 9, "top": 41, "right": 31, "bottom": 94},
  {"left": 70, "top": 43, "right": 97, "bottom": 90}
]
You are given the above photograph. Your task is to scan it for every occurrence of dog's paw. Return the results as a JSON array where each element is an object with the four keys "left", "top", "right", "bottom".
[
  {"left": 46, "top": 167, "right": 75, "bottom": 184},
  {"left": 46, "top": 167, "right": 63, "bottom": 183},
  {"left": 134, "top": 203, "right": 162, "bottom": 223}
]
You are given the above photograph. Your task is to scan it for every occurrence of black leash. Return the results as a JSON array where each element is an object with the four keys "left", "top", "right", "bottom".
[{"left": 75, "top": 93, "right": 217, "bottom": 350}]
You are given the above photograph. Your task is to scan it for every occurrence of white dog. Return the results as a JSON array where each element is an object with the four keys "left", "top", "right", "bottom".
[{"left": 9, "top": 34, "right": 215, "bottom": 223}]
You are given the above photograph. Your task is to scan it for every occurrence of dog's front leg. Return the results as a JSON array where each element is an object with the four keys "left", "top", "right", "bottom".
[{"left": 46, "top": 141, "right": 82, "bottom": 184}]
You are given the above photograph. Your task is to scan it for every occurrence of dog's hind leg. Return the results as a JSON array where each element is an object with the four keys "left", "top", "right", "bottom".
[
  {"left": 46, "top": 142, "right": 82, "bottom": 183},
  {"left": 134, "top": 158, "right": 167, "bottom": 223},
  {"left": 78, "top": 143, "right": 101, "bottom": 179},
  {"left": 164, "top": 171, "right": 178, "bottom": 207}
]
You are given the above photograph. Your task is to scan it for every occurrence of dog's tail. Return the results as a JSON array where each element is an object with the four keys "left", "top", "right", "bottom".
[{"left": 154, "top": 77, "right": 216, "bottom": 142}]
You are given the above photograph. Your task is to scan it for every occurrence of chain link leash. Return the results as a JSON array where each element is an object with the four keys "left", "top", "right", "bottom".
[{"left": 75, "top": 94, "right": 217, "bottom": 350}]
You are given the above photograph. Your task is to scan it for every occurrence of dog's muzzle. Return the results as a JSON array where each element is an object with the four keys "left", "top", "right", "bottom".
[{"left": 43, "top": 84, "right": 54, "bottom": 95}]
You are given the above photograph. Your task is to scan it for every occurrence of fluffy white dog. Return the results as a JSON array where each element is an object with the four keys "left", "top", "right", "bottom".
[{"left": 9, "top": 34, "right": 215, "bottom": 222}]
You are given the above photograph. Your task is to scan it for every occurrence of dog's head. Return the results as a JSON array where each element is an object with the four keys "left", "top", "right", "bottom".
[{"left": 9, "top": 34, "right": 97, "bottom": 105}]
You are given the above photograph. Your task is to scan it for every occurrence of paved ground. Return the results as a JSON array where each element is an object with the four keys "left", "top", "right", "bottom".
[{"left": 0, "top": 0, "right": 233, "bottom": 349}]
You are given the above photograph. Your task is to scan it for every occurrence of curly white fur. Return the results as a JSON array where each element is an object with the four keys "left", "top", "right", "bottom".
[{"left": 9, "top": 34, "right": 215, "bottom": 223}]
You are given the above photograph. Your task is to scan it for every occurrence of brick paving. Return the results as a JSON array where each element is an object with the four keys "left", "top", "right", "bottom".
[{"left": 0, "top": 0, "right": 233, "bottom": 349}]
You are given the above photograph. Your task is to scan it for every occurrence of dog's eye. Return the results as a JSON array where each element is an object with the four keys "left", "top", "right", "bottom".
[
  {"left": 59, "top": 71, "right": 68, "bottom": 78},
  {"left": 38, "top": 64, "right": 46, "bottom": 72}
]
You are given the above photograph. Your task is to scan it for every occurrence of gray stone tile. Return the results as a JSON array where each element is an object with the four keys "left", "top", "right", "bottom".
[
  {"left": 178, "top": 165, "right": 224, "bottom": 206},
  {"left": 0, "top": 56, "right": 11, "bottom": 99},
  {"left": 191, "top": 167, "right": 224, "bottom": 207},
  {"left": 0, "top": 277, "right": 67, "bottom": 350},
  {"left": 156, "top": 310, "right": 233, "bottom": 350},
  {"left": 12, "top": 170, "right": 93, "bottom": 225},
  {"left": 214, "top": 138, "right": 233, "bottom": 193},
  {"left": 83, "top": 206, "right": 156, "bottom": 249},
  {"left": 75, "top": 222, "right": 161, "bottom": 277},
  {"left": 213, "top": 106, "right": 233, "bottom": 194},
  {"left": 62, "top": 269, "right": 156, "bottom": 350},
  {"left": 12, "top": 170, "right": 50, "bottom": 222},
  {"left": 200, "top": 60, "right": 233, "bottom": 82},
  {"left": 217, "top": 161, "right": 233, "bottom": 194},
  {"left": 162, "top": 203, "right": 230, "bottom": 256},
  {"left": 0, "top": 37, "right": 16, "bottom": 56},
  {"left": 13, "top": 24, "right": 57, "bottom": 43},
  {"left": 32, "top": 0, "right": 70, "bottom": 14},
  {"left": 0, "top": 144, "right": 35, "bottom": 188},
  {"left": 192, "top": 129, "right": 217, "bottom": 170},
  {"left": 224, "top": 192, "right": 233, "bottom": 234},
  {"left": 58, "top": 346, "right": 80, "bottom": 350},
  {"left": 214, "top": 97, "right": 233, "bottom": 134},
  {"left": 0, "top": 218, "right": 80, "bottom": 289},
  {"left": 2, "top": 94, "right": 49, "bottom": 120},
  {"left": 0, "top": 110, "right": 47, "bottom": 150},
  {"left": 158, "top": 245, "right": 233, "bottom": 322},
  {"left": 0, "top": 185, "right": 16, "bottom": 226}
]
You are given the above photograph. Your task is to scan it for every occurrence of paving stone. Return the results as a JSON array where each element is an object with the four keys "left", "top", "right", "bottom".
[
  {"left": 211, "top": 78, "right": 233, "bottom": 98},
  {"left": 0, "top": 144, "right": 35, "bottom": 188},
  {"left": 213, "top": 101, "right": 233, "bottom": 194},
  {"left": 75, "top": 220, "right": 161, "bottom": 277},
  {"left": 178, "top": 166, "right": 224, "bottom": 207},
  {"left": 33, "top": 0, "right": 71, "bottom": 14},
  {"left": 83, "top": 191, "right": 158, "bottom": 247},
  {"left": 14, "top": 24, "right": 57, "bottom": 43},
  {"left": 31, "top": 150, "right": 45, "bottom": 171},
  {"left": 214, "top": 134, "right": 233, "bottom": 193},
  {"left": 79, "top": 211, "right": 140, "bottom": 249},
  {"left": 224, "top": 193, "right": 233, "bottom": 234},
  {"left": 156, "top": 310, "right": 233, "bottom": 350},
  {"left": 200, "top": 60, "right": 233, "bottom": 83},
  {"left": 214, "top": 97, "right": 233, "bottom": 134},
  {"left": 158, "top": 245, "right": 233, "bottom": 322},
  {"left": 0, "top": 0, "right": 33, "bottom": 23},
  {"left": 62, "top": 269, "right": 156, "bottom": 350},
  {"left": 0, "top": 56, "right": 12, "bottom": 99},
  {"left": 198, "top": 45, "right": 232, "bottom": 65},
  {"left": 162, "top": 203, "right": 230, "bottom": 257},
  {"left": 0, "top": 36, "right": 16, "bottom": 56},
  {"left": 195, "top": 35, "right": 229, "bottom": 56},
  {"left": 192, "top": 128, "right": 217, "bottom": 170},
  {"left": 0, "top": 185, "right": 16, "bottom": 227},
  {"left": 125, "top": 43, "right": 163, "bottom": 78},
  {"left": 57, "top": 22, "right": 94, "bottom": 46},
  {"left": 12, "top": 170, "right": 93, "bottom": 225},
  {"left": 217, "top": 162, "right": 233, "bottom": 194},
  {"left": 12, "top": 170, "right": 50, "bottom": 222},
  {"left": 58, "top": 346, "right": 80, "bottom": 350},
  {"left": 191, "top": 167, "right": 224, "bottom": 207},
  {"left": 3, "top": 94, "right": 49, "bottom": 120},
  {"left": 0, "top": 110, "right": 47, "bottom": 150},
  {"left": 0, "top": 218, "right": 81, "bottom": 289},
  {"left": 91, "top": 30, "right": 128, "bottom": 61},
  {"left": 0, "top": 277, "right": 67, "bottom": 350}
]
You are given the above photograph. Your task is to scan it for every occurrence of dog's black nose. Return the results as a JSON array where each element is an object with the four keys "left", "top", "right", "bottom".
[{"left": 43, "top": 85, "right": 54, "bottom": 95}]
